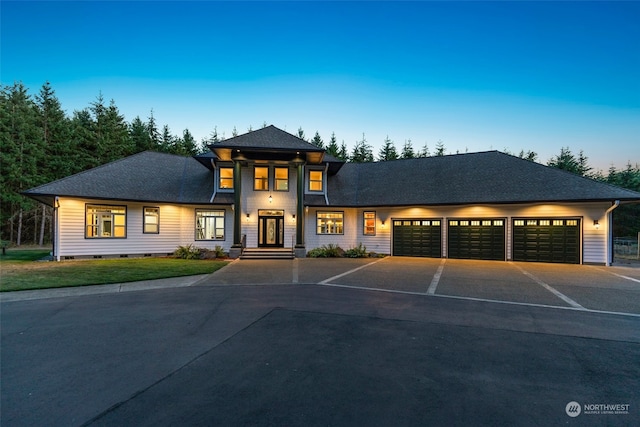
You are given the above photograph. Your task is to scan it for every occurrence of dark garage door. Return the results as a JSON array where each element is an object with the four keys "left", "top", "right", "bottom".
[
  {"left": 393, "top": 219, "right": 442, "bottom": 257},
  {"left": 448, "top": 219, "right": 505, "bottom": 260},
  {"left": 512, "top": 218, "right": 580, "bottom": 264}
]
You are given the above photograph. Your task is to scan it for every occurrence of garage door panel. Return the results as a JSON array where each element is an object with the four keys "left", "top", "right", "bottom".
[
  {"left": 447, "top": 219, "right": 505, "bottom": 261},
  {"left": 393, "top": 220, "right": 442, "bottom": 258},
  {"left": 512, "top": 218, "right": 580, "bottom": 264}
]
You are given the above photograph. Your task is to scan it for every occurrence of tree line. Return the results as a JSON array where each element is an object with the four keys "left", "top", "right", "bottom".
[{"left": 1, "top": 81, "right": 639, "bottom": 246}]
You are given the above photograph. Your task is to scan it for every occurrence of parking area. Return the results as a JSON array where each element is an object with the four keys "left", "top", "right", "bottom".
[
  {"left": 3, "top": 257, "right": 640, "bottom": 426},
  {"left": 205, "top": 257, "right": 640, "bottom": 315}
]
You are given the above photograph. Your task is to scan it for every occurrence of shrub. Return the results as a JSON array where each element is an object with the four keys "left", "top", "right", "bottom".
[
  {"left": 174, "top": 244, "right": 202, "bottom": 260},
  {"left": 307, "top": 244, "right": 344, "bottom": 258},
  {"left": 345, "top": 243, "right": 368, "bottom": 258},
  {"left": 214, "top": 245, "right": 226, "bottom": 258}
]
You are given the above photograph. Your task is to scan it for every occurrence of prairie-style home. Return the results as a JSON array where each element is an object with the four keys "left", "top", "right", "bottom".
[{"left": 24, "top": 125, "right": 640, "bottom": 265}]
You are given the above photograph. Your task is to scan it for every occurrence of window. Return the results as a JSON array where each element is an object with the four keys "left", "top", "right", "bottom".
[
  {"left": 274, "top": 167, "right": 289, "bottom": 191},
  {"left": 219, "top": 167, "right": 233, "bottom": 189},
  {"left": 363, "top": 211, "right": 376, "bottom": 235},
  {"left": 86, "top": 205, "right": 126, "bottom": 238},
  {"left": 196, "top": 210, "right": 225, "bottom": 240},
  {"left": 254, "top": 166, "right": 269, "bottom": 191},
  {"left": 309, "top": 170, "right": 323, "bottom": 192},
  {"left": 143, "top": 207, "right": 159, "bottom": 234},
  {"left": 317, "top": 212, "right": 343, "bottom": 234},
  {"left": 566, "top": 220, "right": 578, "bottom": 226},
  {"left": 514, "top": 220, "right": 525, "bottom": 226}
]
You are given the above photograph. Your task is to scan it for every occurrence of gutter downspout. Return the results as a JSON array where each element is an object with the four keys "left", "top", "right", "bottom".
[
  {"left": 209, "top": 159, "right": 217, "bottom": 203},
  {"left": 605, "top": 200, "right": 620, "bottom": 266},
  {"left": 54, "top": 196, "right": 60, "bottom": 262},
  {"left": 324, "top": 163, "right": 329, "bottom": 206}
]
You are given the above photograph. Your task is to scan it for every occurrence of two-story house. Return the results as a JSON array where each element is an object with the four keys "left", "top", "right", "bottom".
[{"left": 24, "top": 125, "right": 640, "bottom": 265}]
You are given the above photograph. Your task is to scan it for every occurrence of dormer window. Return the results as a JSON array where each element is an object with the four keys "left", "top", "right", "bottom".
[
  {"left": 308, "top": 170, "right": 323, "bottom": 192},
  {"left": 219, "top": 167, "right": 233, "bottom": 189}
]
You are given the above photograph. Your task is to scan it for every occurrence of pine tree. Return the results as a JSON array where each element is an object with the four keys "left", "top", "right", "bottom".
[
  {"left": 159, "top": 124, "right": 174, "bottom": 153},
  {"left": 418, "top": 142, "right": 430, "bottom": 158},
  {"left": 326, "top": 132, "right": 340, "bottom": 158},
  {"left": 311, "top": 131, "right": 324, "bottom": 149},
  {"left": 401, "top": 139, "right": 415, "bottom": 159},
  {"left": 378, "top": 136, "right": 398, "bottom": 161},
  {"left": 338, "top": 141, "right": 348, "bottom": 161},
  {"left": 435, "top": 140, "right": 446, "bottom": 156},
  {"left": 297, "top": 127, "right": 306, "bottom": 141},
  {"left": 130, "top": 116, "right": 151, "bottom": 152},
  {"left": 350, "top": 133, "right": 374, "bottom": 163},
  {"left": 147, "top": 109, "right": 160, "bottom": 149}
]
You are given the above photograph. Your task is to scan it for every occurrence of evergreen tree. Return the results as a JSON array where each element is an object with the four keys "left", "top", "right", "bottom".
[
  {"left": 130, "top": 116, "right": 151, "bottom": 152},
  {"left": 311, "top": 131, "right": 324, "bottom": 149},
  {"left": 325, "top": 132, "right": 340, "bottom": 158},
  {"left": 35, "top": 81, "right": 73, "bottom": 180},
  {"left": 232, "top": 126, "right": 238, "bottom": 137},
  {"left": 147, "top": 109, "right": 160, "bottom": 149},
  {"left": 418, "top": 142, "right": 430, "bottom": 158},
  {"left": 175, "top": 128, "right": 198, "bottom": 155},
  {"left": 350, "top": 133, "right": 374, "bottom": 163},
  {"left": 159, "top": 124, "right": 174, "bottom": 153},
  {"left": 547, "top": 147, "right": 591, "bottom": 176},
  {"left": 401, "top": 139, "right": 415, "bottom": 159},
  {"left": 338, "top": 141, "right": 349, "bottom": 161},
  {"left": 435, "top": 140, "right": 446, "bottom": 156},
  {"left": 378, "top": 136, "right": 398, "bottom": 161},
  {"left": 297, "top": 127, "right": 306, "bottom": 141},
  {"left": 0, "top": 82, "right": 41, "bottom": 245},
  {"left": 518, "top": 150, "right": 538, "bottom": 162}
]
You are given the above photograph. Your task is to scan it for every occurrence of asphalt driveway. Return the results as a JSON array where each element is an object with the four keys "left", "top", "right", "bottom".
[{"left": 2, "top": 257, "right": 639, "bottom": 426}]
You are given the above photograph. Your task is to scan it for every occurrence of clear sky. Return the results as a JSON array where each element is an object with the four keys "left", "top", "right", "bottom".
[{"left": 2, "top": 1, "right": 639, "bottom": 171}]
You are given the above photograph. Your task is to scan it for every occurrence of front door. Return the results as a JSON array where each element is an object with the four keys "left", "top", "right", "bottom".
[{"left": 258, "top": 210, "right": 285, "bottom": 247}]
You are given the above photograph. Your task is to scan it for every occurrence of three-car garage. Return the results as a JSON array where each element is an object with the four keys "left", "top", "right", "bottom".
[{"left": 392, "top": 217, "right": 581, "bottom": 264}]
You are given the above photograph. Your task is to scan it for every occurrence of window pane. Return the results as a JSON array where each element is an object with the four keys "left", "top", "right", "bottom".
[
  {"left": 195, "top": 210, "right": 225, "bottom": 240},
  {"left": 254, "top": 167, "right": 269, "bottom": 190},
  {"left": 317, "top": 212, "right": 344, "bottom": 234},
  {"left": 86, "top": 205, "right": 126, "bottom": 238},
  {"left": 309, "top": 170, "right": 323, "bottom": 191},
  {"left": 364, "top": 212, "right": 375, "bottom": 235},
  {"left": 275, "top": 167, "right": 289, "bottom": 191},
  {"left": 219, "top": 168, "right": 233, "bottom": 189}
]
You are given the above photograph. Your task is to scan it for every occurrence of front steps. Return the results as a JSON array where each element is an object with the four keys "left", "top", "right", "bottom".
[{"left": 239, "top": 248, "right": 295, "bottom": 260}]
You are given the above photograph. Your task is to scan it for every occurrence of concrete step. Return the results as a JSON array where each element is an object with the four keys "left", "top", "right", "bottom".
[{"left": 240, "top": 248, "right": 295, "bottom": 260}]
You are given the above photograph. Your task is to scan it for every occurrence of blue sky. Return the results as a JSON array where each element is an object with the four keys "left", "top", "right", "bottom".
[{"left": 2, "top": 1, "right": 639, "bottom": 171}]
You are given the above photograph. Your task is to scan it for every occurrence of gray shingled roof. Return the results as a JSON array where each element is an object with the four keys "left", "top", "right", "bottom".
[
  {"left": 323, "top": 151, "right": 640, "bottom": 207},
  {"left": 23, "top": 151, "right": 214, "bottom": 205},
  {"left": 211, "top": 125, "right": 323, "bottom": 152},
  {"left": 24, "top": 150, "right": 640, "bottom": 208}
]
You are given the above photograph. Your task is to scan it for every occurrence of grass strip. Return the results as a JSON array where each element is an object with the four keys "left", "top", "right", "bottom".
[{"left": 1, "top": 254, "right": 228, "bottom": 292}]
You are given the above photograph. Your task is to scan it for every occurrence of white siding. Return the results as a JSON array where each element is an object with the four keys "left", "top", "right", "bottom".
[
  {"left": 56, "top": 197, "right": 233, "bottom": 258},
  {"left": 302, "top": 202, "right": 611, "bottom": 264}
]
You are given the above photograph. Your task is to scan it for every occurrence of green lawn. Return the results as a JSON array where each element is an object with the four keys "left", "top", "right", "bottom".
[{"left": 0, "top": 250, "right": 228, "bottom": 292}]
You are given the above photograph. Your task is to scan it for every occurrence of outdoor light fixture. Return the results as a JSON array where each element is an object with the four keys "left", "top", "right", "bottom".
[
  {"left": 268, "top": 194, "right": 273, "bottom": 204},
  {"left": 594, "top": 220, "right": 599, "bottom": 229},
  {"left": 292, "top": 214, "right": 296, "bottom": 222},
  {"left": 381, "top": 220, "right": 385, "bottom": 227},
  {"left": 246, "top": 213, "right": 250, "bottom": 222}
]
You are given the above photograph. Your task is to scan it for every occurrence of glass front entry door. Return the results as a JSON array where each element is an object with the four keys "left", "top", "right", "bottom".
[{"left": 258, "top": 210, "right": 285, "bottom": 247}]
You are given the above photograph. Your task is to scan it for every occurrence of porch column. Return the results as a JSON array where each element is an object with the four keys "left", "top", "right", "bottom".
[
  {"left": 295, "top": 162, "right": 306, "bottom": 257},
  {"left": 230, "top": 158, "right": 243, "bottom": 258}
]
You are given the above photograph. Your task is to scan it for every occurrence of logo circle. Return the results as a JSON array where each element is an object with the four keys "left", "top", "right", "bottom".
[{"left": 566, "top": 401, "right": 581, "bottom": 417}]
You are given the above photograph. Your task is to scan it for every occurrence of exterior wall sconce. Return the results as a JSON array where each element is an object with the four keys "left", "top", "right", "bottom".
[
  {"left": 594, "top": 220, "right": 599, "bottom": 229},
  {"left": 268, "top": 194, "right": 273, "bottom": 204},
  {"left": 292, "top": 214, "right": 296, "bottom": 223},
  {"left": 231, "top": 204, "right": 234, "bottom": 211},
  {"left": 381, "top": 220, "right": 386, "bottom": 227},
  {"left": 246, "top": 213, "right": 250, "bottom": 222},
  {"left": 305, "top": 206, "right": 309, "bottom": 214}
]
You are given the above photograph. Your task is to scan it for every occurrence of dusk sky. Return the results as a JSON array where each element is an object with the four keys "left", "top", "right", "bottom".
[{"left": 2, "top": 1, "right": 638, "bottom": 171}]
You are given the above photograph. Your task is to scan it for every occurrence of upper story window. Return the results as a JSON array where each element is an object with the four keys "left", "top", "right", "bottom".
[
  {"left": 143, "top": 207, "right": 160, "bottom": 234},
  {"left": 254, "top": 166, "right": 269, "bottom": 191},
  {"left": 219, "top": 167, "right": 233, "bottom": 189},
  {"left": 86, "top": 205, "right": 126, "bottom": 238},
  {"left": 275, "top": 167, "right": 289, "bottom": 191},
  {"left": 308, "top": 170, "right": 323, "bottom": 192}
]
